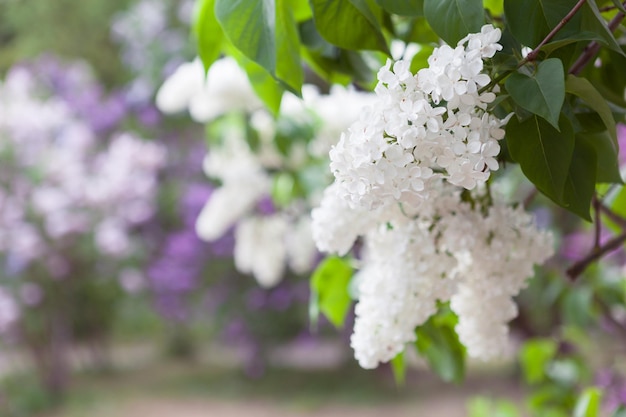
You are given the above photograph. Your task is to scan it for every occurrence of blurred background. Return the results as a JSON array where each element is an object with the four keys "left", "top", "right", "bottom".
[{"left": 0, "top": 1, "right": 625, "bottom": 416}]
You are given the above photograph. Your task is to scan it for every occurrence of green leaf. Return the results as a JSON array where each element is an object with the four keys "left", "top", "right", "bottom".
[
  {"left": 390, "top": 351, "right": 407, "bottom": 386},
  {"left": 215, "top": 0, "right": 303, "bottom": 94},
  {"left": 236, "top": 54, "right": 285, "bottom": 114},
  {"left": 375, "top": 0, "right": 423, "bottom": 16},
  {"left": 519, "top": 339, "right": 557, "bottom": 385},
  {"left": 561, "top": 287, "right": 594, "bottom": 327},
  {"left": 506, "top": 114, "right": 575, "bottom": 203},
  {"left": 309, "top": 0, "right": 389, "bottom": 53},
  {"left": 581, "top": 1, "right": 626, "bottom": 57},
  {"left": 310, "top": 256, "right": 353, "bottom": 328},
  {"left": 562, "top": 134, "right": 597, "bottom": 220},
  {"left": 574, "top": 387, "right": 602, "bottom": 417},
  {"left": 194, "top": 0, "right": 224, "bottom": 72},
  {"left": 504, "top": 0, "right": 572, "bottom": 47},
  {"left": 423, "top": 0, "right": 484, "bottom": 45},
  {"left": 611, "top": 0, "right": 626, "bottom": 14},
  {"left": 576, "top": 131, "right": 621, "bottom": 184},
  {"left": 415, "top": 311, "right": 466, "bottom": 383},
  {"left": 566, "top": 74, "right": 618, "bottom": 146},
  {"left": 506, "top": 58, "right": 565, "bottom": 130},
  {"left": 539, "top": 31, "right": 605, "bottom": 57},
  {"left": 484, "top": 0, "right": 504, "bottom": 16}
]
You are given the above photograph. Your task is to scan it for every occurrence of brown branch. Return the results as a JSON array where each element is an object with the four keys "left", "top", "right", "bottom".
[
  {"left": 593, "top": 195, "right": 601, "bottom": 249},
  {"left": 569, "top": 7, "right": 626, "bottom": 75},
  {"left": 566, "top": 231, "right": 626, "bottom": 279},
  {"left": 595, "top": 295, "right": 626, "bottom": 339},
  {"left": 596, "top": 198, "right": 626, "bottom": 228},
  {"left": 524, "top": 0, "right": 589, "bottom": 63},
  {"left": 523, "top": 188, "right": 539, "bottom": 209}
]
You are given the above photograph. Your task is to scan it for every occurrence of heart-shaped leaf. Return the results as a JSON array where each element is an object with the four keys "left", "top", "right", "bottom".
[
  {"left": 506, "top": 58, "right": 565, "bottom": 130},
  {"left": 506, "top": 114, "right": 574, "bottom": 203}
]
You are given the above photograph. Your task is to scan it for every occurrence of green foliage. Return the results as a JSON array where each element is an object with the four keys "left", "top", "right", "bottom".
[
  {"left": 414, "top": 309, "right": 466, "bottom": 383},
  {"left": 506, "top": 115, "right": 575, "bottom": 210},
  {"left": 389, "top": 351, "right": 406, "bottom": 386},
  {"left": 310, "top": 256, "right": 353, "bottom": 328},
  {"left": 467, "top": 397, "right": 522, "bottom": 417},
  {"left": 573, "top": 387, "right": 602, "bottom": 417},
  {"left": 423, "top": 0, "right": 484, "bottom": 45},
  {"left": 506, "top": 58, "right": 565, "bottom": 130},
  {"left": 215, "top": 0, "right": 303, "bottom": 94},
  {"left": 566, "top": 75, "right": 619, "bottom": 146},
  {"left": 520, "top": 339, "right": 558, "bottom": 385},
  {"left": 375, "top": 0, "right": 423, "bottom": 16},
  {"left": 308, "top": 0, "right": 389, "bottom": 54},
  {"left": 194, "top": 0, "right": 223, "bottom": 72}
]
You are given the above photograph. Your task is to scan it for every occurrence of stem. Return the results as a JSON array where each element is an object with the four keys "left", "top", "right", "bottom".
[
  {"left": 569, "top": 7, "right": 626, "bottom": 75},
  {"left": 478, "top": 0, "right": 588, "bottom": 94},
  {"left": 566, "top": 231, "right": 626, "bottom": 279},
  {"left": 595, "top": 295, "right": 626, "bottom": 339},
  {"left": 593, "top": 194, "right": 601, "bottom": 249},
  {"left": 524, "top": 0, "right": 589, "bottom": 63}
]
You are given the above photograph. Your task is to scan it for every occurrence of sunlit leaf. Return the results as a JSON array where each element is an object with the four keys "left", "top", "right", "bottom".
[{"left": 310, "top": 256, "right": 353, "bottom": 328}]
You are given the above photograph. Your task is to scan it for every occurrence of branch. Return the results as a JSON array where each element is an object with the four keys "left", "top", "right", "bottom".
[
  {"left": 524, "top": 0, "right": 588, "bottom": 63},
  {"left": 566, "top": 231, "right": 626, "bottom": 279},
  {"left": 595, "top": 295, "right": 626, "bottom": 339},
  {"left": 569, "top": 7, "right": 626, "bottom": 75},
  {"left": 593, "top": 195, "right": 601, "bottom": 249}
]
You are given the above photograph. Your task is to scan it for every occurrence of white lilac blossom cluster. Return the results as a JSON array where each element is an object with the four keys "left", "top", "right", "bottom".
[
  {"left": 312, "top": 182, "right": 554, "bottom": 368},
  {"left": 330, "top": 25, "right": 507, "bottom": 211},
  {"left": 156, "top": 57, "right": 376, "bottom": 288},
  {"left": 0, "top": 64, "right": 165, "bottom": 325},
  {"left": 312, "top": 25, "right": 554, "bottom": 368}
]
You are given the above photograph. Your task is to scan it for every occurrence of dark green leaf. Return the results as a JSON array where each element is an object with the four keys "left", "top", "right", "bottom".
[
  {"left": 215, "top": 0, "right": 303, "bottom": 94},
  {"left": 576, "top": 131, "right": 622, "bottom": 184},
  {"left": 506, "top": 115, "right": 575, "bottom": 203},
  {"left": 310, "top": 256, "right": 353, "bottom": 328},
  {"left": 194, "top": 0, "right": 224, "bottom": 72},
  {"left": 574, "top": 387, "right": 602, "bottom": 417},
  {"left": 309, "top": 0, "right": 389, "bottom": 53},
  {"left": 506, "top": 58, "right": 565, "bottom": 130},
  {"left": 562, "top": 134, "right": 597, "bottom": 220},
  {"left": 504, "top": 0, "right": 572, "bottom": 47},
  {"left": 519, "top": 339, "right": 557, "bottom": 385},
  {"left": 581, "top": 1, "right": 626, "bottom": 57},
  {"left": 540, "top": 31, "right": 605, "bottom": 57},
  {"left": 566, "top": 74, "right": 618, "bottom": 146},
  {"left": 415, "top": 311, "right": 466, "bottom": 383},
  {"left": 390, "top": 351, "right": 407, "bottom": 386},
  {"left": 423, "top": 0, "right": 484, "bottom": 45},
  {"left": 375, "top": 0, "right": 423, "bottom": 16}
]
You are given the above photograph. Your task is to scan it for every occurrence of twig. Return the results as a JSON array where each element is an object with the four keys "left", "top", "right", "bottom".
[
  {"left": 524, "top": 0, "right": 589, "bottom": 63},
  {"left": 569, "top": 7, "right": 626, "bottom": 75},
  {"left": 566, "top": 231, "right": 626, "bottom": 279},
  {"left": 596, "top": 198, "right": 626, "bottom": 228},
  {"left": 595, "top": 295, "right": 626, "bottom": 339},
  {"left": 523, "top": 188, "right": 538, "bottom": 209},
  {"left": 593, "top": 194, "right": 601, "bottom": 249}
]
